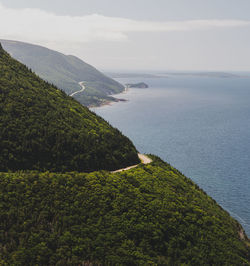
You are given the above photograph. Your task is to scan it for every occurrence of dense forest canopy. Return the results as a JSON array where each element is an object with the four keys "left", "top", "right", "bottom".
[
  {"left": 0, "top": 157, "right": 249, "bottom": 265},
  {"left": 0, "top": 44, "right": 139, "bottom": 172},
  {"left": 0, "top": 43, "right": 249, "bottom": 265}
]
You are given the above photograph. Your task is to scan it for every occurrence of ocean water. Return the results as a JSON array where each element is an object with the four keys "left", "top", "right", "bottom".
[{"left": 92, "top": 75, "right": 250, "bottom": 236}]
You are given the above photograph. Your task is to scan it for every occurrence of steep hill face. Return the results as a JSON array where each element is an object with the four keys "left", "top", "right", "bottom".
[
  {"left": 1, "top": 40, "right": 124, "bottom": 106},
  {"left": 0, "top": 43, "right": 249, "bottom": 266},
  {"left": 0, "top": 44, "right": 139, "bottom": 172},
  {"left": 0, "top": 157, "right": 249, "bottom": 265}
]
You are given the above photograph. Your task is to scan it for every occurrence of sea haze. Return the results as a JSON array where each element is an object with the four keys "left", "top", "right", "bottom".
[{"left": 92, "top": 74, "right": 250, "bottom": 236}]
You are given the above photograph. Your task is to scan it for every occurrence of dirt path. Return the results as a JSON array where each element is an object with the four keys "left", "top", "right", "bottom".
[
  {"left": 112, "top": 153, "right": 152, "bottom": 173},
  {"left": 70, "top": 81, "right": 85, "bottom": 97}
]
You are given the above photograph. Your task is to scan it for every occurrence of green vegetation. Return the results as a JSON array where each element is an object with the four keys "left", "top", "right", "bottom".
[
  {"left": 0, "top": 43, "right": 249, "bottom": 265},
  {"left": 1, "top": 40, "right": 124, "bottom": 106},
  {"left": 76, "top": 81, "right": 123, "bottom": 107},
  {"left": 0, "top": 157, "right": 249, "bottom": 265},
  {"left": 126, "top": 82, "right": 149, "bottom": 88},
  {"left": 0, "top": 44, "right": 139, "bottom": 172}
]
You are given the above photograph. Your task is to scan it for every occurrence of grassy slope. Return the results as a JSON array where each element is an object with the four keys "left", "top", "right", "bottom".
[
  {"left": 0, "top": 157, "right": 249, "bottom": 265},
  {"left": 0, "top": 44, "right": 139, "bottom": 172},
  {"left": 1, "top": 40, "right": 124, "bottom": 106}
]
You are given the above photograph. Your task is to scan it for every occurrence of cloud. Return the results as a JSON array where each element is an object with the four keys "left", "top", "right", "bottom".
[{"left": 0, "top": 2, "right": 250, "bottom": 46}]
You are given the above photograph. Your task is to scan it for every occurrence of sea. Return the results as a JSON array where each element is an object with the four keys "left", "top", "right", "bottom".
[{"left": 92, "top": 73, "right": 250, "bottom": 236}]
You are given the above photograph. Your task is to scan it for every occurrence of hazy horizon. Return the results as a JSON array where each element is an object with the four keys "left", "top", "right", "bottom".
[{"left": 1, "top": 0, "right": 250, "bottom": 71}]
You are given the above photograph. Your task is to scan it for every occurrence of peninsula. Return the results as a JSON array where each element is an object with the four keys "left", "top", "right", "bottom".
[{"left": 125, "top": 82, "right": 149, "bottom": 88}]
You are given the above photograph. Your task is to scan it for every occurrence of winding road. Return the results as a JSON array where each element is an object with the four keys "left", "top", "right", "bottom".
[
  {"left": 69, "top": 83, "right": 152, "bottom": 173},
  {"left": 112, "top": 154, "right": 152, "bottom": 173},
  {"left": 70, "top": 81, "right": 85, "bottom": 97}
]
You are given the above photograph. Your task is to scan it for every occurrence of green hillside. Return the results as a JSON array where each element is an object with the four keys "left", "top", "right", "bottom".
[
  {"left": 0, "top": 43, "right": 139, "bottom": 172},
  {"left": 0, "top": 43, "right": 249, "bottom": 265},
  {"left": 0, "top": 157, "right": 249, "bottom": 265},
  {"left": 1, "top": 40, "right": 124, "bottom": 106}
]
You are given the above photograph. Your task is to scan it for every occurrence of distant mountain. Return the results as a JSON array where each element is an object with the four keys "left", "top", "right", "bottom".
[
  {"left": 0, "top": 43, "right": 250, "bottom": 265},
  {"left": 164, "top": 71, "right": 241, "bottom": 78},
  {"left": 1, "top": 40, "right": 124, "bottom": 106},
  {"left": 0, "top": 43, "right": 139, "bottom": 172}
]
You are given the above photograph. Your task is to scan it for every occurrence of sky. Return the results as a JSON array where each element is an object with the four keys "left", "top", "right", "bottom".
[{"left": 0, "top": 0, "right": 250, "bottom": 71}]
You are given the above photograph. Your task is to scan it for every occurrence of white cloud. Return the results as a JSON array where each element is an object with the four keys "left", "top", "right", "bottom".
[{"left": 0, "top": 3, "right": 250, "bottom": 46}]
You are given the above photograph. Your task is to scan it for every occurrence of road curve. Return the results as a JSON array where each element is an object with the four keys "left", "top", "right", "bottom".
[
  {"left": 138, "top": 153, "right": 152, "bottom": 164},
  {"left": 112, "top": 153, "right": 152, "bottom": 173},
  {"left": 70, "top": 81, "right": 85, "bottom": 97}
]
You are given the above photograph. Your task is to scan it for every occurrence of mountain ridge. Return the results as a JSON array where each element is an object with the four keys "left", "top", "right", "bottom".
[
  {"left": 1, "top": 39, "right": 124, "bottom": 106},
  {"left": 0, "top": 43, "right": 249, "bottom": 265},
  {"left": 0, "top": 43, "right": 139, "bottom": 172}
]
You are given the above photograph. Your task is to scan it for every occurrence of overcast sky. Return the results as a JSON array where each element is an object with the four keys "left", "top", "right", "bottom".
[{"left": 1, "top": 0, "right": 250, "bottom": 71}]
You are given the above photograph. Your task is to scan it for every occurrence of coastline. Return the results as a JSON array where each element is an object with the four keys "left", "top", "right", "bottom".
[{"left": 89, "top": 85, "right": 130, "bottom": 109}]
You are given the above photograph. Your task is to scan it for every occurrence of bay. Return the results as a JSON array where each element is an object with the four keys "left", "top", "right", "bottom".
[{"left": 92, "top": 74, "right": 250, "bottom": 236}]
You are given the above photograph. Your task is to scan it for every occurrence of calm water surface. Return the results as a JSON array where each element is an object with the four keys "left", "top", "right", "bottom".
[{"left": 92, "top": 75, "right": 250, "bottom": 236}]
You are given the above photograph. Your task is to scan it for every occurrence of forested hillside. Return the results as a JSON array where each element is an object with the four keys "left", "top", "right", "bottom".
[
  {"left": 0, "top": 43, "right": 249, "bottom": 265},
  {"left": 0, "top": 157, "right": 249, "bottom": 265},
  {"left": 0, "top": 44, "right": 139, "bottom": 172},
  {"left": 1, "top": 40, "right": 124, "bottom": 106}
]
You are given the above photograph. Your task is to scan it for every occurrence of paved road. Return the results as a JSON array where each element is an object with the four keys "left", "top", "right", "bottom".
[
  {"left": 70, "top": 81, "right": 85, "bottom": 97},
  {"left": 138, "top": 153, "right": 152, "bottom": 164},
  {"left": 112, "top": 153, "right": 152, "bottom": 173}
]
